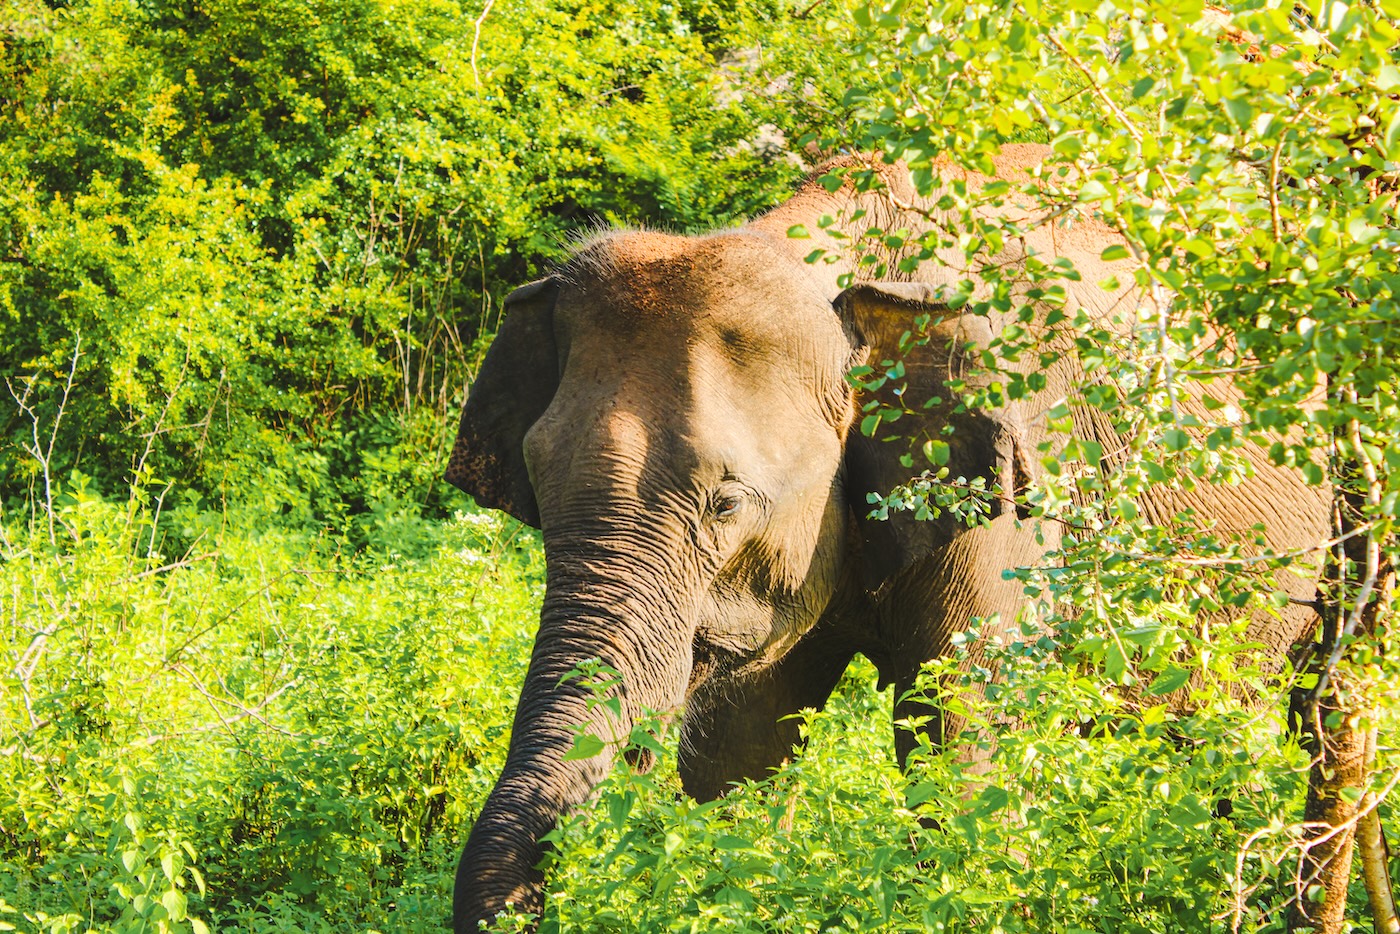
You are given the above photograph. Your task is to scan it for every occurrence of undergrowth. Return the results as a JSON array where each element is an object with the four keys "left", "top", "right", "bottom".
[
  {"left": 1, "top": 484, "right": 540, "bottom": 932},
  {"left": 1, "top": 486, "right": 1395, "bottom": 933}
]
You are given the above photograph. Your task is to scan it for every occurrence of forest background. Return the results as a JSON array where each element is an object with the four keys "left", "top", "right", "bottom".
[{"left": 2, "top": 0, "right": 1397, "bottom": 931}]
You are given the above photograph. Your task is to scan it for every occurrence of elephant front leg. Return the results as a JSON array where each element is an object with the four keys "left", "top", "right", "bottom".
[{"left": 678, "top": 628, "right": 856, "bottom": 802}]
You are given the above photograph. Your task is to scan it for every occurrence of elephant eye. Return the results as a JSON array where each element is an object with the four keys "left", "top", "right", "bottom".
[{"left": 714, "top": 493, "right": 744, "bottom": 519}]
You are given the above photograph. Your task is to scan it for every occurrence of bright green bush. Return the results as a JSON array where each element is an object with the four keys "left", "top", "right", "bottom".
[
  {"left": 0, "top": 482, "right": 542, "bottom": 931},
  {"left": 525, "top": 637, "right": 1396, "bottom": 932},
  {"left": 6, "top": 0, "right": 1397, "bottom": 931},
  {"left": 4, "top": 475, "right": 1393, "bottom": 932}
]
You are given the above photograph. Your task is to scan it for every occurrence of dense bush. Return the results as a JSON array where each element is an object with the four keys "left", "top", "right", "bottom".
[
  {"left": 4, "top": 0, "right": 1398, "bottom": 931},
  {"left": 9, "top": 481, "right": 1391, "bottom": 933},
  {"left": 507, "top": 630, "right": 1395, "bottom": 932},
  {"left": 0, "top": 487, "right": 542, "bottom": 931}
]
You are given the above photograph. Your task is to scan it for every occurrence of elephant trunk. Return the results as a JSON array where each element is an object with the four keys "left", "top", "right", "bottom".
[{"left": 454, "top": 562, "right": 692, "bottom": 932}]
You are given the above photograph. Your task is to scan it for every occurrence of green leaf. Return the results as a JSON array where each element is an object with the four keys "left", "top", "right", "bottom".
[
  {"left": 563, "top": 733, "right": 606, "bottom": 761},
  {"left": 1223, "top": 97, "right": 1251, "bottom": 128},
  {"left": 906, "top": 780, "right": 940, "bottom": 808},
  {"left": 161, "top": 890, "right": 187, "bottom": 922},
  {"left": 1147, "top": 666, "right": 1190, "bottom": 695},
  {"left": 1385, "top": 108, "right": 1400, "bottom": 161},
  {"left": 974, "top": 785, "right": 1010, "bottom": 816},
  {"left": 1100, "top": 244, "right": 1131, "bottom": 262},
  {"left": 1180, "top": 238, "right": 1214, "bottom": 259},
  {"left": 787, "top": 224, "right": 810, "bottom": 239},
  {"left": 1106, "top": 641, "right": 1128, "bottom": 681}
]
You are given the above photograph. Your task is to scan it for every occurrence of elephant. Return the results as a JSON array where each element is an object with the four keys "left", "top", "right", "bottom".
[{"left": 443, "top": 143, "right": 1331, "bottom": 931}]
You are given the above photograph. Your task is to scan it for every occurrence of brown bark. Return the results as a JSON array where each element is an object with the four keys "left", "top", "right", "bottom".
[
  {"left": 1287, "top": 468, "right": 1395, "bottom": 932},
  {"left": 1357, "top": 723, "right": 1399, "bottom": 934},
  {"left": 1287, "top": 689, "right": 1368, "bottom": 932},
  {"left": 1286, "top": 416, "right": 1392, "bottom": 932}
]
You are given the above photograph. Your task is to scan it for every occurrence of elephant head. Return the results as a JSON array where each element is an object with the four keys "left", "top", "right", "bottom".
[{"left": 445, "top": 217, "right": 1036, "bottom": 928}]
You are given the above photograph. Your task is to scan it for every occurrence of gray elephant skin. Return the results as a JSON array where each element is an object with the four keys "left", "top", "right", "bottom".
[{"left": 443, "top": 143, "right": 1329, "bottom": 930}]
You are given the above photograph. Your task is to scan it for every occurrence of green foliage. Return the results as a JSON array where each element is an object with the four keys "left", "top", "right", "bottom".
[
  {"left": 6, "top": 0, "right": 1400, "bottom": 931},
  {"left": 0, "top": 483, "right": 542, "bottom": 931},
  {"left": 3, "top": 476, "right": 1394, "bottom": 931},
  {"left": 512, "top": 631, "right": 1398, "bottom": 932},
  {"left": 826, "top": 0, "right": 1399, "bottom": 584},
  {"left": 820, "top": 0, "right": 1400, "bottom": 926}
]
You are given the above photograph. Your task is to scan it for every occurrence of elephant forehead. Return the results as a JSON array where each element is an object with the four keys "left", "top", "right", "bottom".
[{"left": 563, "top": 229, "right": 831, "bottom": 328}]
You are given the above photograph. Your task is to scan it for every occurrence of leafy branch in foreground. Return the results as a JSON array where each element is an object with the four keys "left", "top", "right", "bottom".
[{"left": 818, "top": 0, "right": 1399, "bottom": 928}]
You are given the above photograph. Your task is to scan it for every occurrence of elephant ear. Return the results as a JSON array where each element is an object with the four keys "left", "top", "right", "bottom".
[
  {"left": 835, "top": 282, "right": 1034, "bottom": 592},
  {"left": 444, "top": 278, "right": 560, "bottom": 528}
]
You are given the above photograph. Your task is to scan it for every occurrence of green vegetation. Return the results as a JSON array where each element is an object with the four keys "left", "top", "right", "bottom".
[
  {"left": 2, "top": 499, "right": 539, "bottom": 932},
  {"left": 1, "top": 0, "right": 839, "bottom": 531},
  {"left": 820, "top": 0, "right": 1400, "bottom": 929},
  {"left": 3, "top": 0, "right": 1397, "bottom": 931}
]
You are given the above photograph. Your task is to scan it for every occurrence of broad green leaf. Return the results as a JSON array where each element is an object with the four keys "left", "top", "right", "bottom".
[
  {"left": 161, "top": 890, "right": 187, "bottom": 922},
  {"left": 563, "top": 733, "right": 606, "bottom": 761},
  {"left": 1147, "top": 666, "right": 1191, "bottom": 695}
]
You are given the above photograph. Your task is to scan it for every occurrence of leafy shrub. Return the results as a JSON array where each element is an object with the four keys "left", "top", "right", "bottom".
[
  {"left": 0, "top": 480, "right": 543, "bottom": 932},
  {"left": 522, "top": 631, "right": 1396, "bottom": 933}
]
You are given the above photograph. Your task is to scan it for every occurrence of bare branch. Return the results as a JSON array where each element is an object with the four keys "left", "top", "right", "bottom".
[{"left": 471, "top": 0, "right": 497, "bottom": 91}]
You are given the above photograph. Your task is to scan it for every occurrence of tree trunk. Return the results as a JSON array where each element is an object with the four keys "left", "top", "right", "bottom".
[
  {"left": 1357, "top": 723, "right": 1400, "bottom": 934},
  {"left": 1288, "top": 684, "right": 1368, "bottom": 932},
  {"left": 1288, "top": 435, "right": 1396, "bottom": 932}
]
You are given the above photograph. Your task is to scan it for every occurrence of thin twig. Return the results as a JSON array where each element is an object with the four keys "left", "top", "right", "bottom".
[
  {"left": 1311, "top": 396, "right": 1387, "bottom": 703},
  {"left": 168, "top": 661, "right": 300, "bottom": 738},
  {"left": 135, "top": 674, "right": 302, "bottom": 747},
  {"left": 471, "top": 0, "right": 497, "bottom": 91}
]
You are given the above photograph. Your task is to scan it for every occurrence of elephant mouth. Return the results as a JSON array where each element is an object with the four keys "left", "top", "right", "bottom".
[{"left": 687, "top": 639, "right": 744, "bottom": 697}]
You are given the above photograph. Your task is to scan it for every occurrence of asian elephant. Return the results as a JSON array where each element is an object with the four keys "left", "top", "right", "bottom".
[{"left": 444, "top": 144, "right": 1330, "bottom": 931}]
